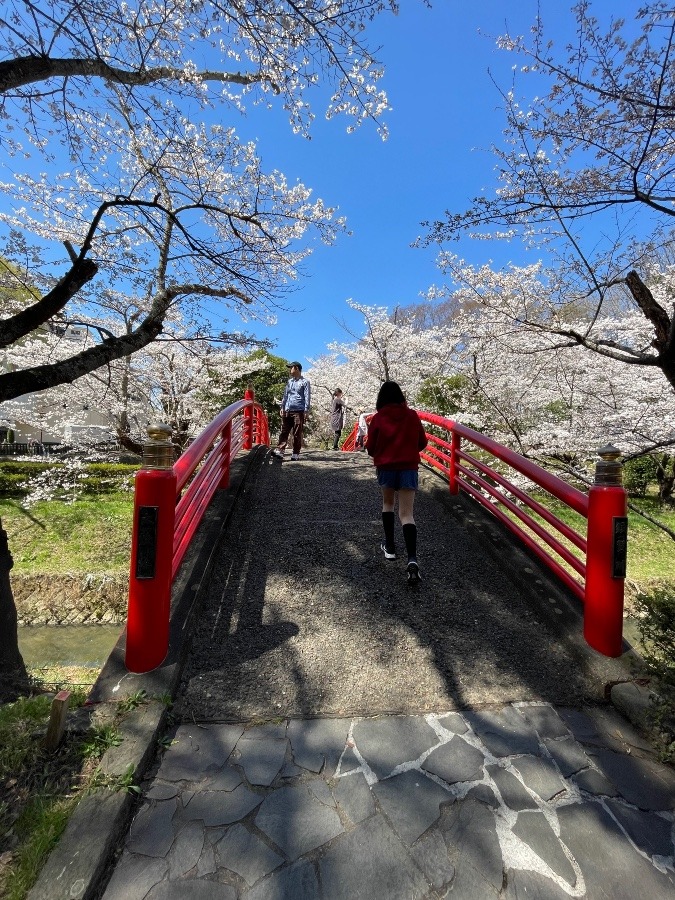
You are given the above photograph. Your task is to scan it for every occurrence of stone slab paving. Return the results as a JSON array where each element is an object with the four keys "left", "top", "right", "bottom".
[{"left": 101, "top": 702, "right": 675, "bottom": 899}]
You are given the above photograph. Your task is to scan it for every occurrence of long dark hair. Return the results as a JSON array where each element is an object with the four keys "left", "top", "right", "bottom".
[{"left": 376, "top": 380, "right": 406, "bottom": 410}]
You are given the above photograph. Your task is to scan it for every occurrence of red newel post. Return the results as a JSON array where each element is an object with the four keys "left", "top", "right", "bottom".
[
  {"left": 126, "top": 424, "right": 176, "bottom": 674},
  {"left": 449, "top": 431, "right": 461, "bottom": 495},
  {"left": 243, "top": 387, "right": 254, "bottom": 450},
  {"left": 584, "top": 445, "right": 627, "bottom": 657}
]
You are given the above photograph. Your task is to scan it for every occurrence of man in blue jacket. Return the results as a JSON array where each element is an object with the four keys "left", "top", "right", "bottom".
[{"left": 272, "top": 361, "right": 311, "bottom": 460}]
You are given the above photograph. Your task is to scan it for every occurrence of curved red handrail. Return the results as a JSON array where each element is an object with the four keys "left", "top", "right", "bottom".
[
  {"left": 126, "top": 394, "right": 270, "bottom": 673},
  {"left": 419, "top": 412, "right": 588, "bottom": 516},
  {"left": 172, "top": 401, "right": 268, "bottom": 577},
  {"left": 417, "top": 411, "right": 588, "bottom": 599}
]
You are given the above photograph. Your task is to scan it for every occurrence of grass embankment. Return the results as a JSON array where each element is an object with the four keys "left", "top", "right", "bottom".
[
  {"left": 1, "top": 486, "right": 135, "bottom": 898},
  {"left": 0, "top": 691, "right": 90, "bottom": 899},
  {"left": 0, "top": 688, "right": 151, "bottom": 900},
  {"left": 1, "top": 496, "right": 132, "bottom": 575}
]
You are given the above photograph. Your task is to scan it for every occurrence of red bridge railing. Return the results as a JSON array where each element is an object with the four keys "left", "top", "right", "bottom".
[
  {"left": 343, "top": 411, "right": 627, "bottom": 658},
  {"left": 126, "top": 389, "right": 269, "bottom": 673}
]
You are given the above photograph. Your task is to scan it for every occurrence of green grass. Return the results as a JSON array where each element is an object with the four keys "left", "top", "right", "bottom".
[
  {"left": 0, "top": 690, "right": 93, "bottom": 899},
  {"left": 0, "top": 497, "right": 133, "bottom": 574},
  {"left": 0, "top": 674, "right": 150, "bottom": 899},
  {"left": 622, "top": 498, "right": 675, "bottom": 582},
  {"left": 0, "top": 491, "right": 137, "bottom": 898}
]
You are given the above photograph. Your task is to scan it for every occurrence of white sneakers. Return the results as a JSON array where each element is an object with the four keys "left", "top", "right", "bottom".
[{"left": 272, "top": 449, "right": 300, "bottom": 460}]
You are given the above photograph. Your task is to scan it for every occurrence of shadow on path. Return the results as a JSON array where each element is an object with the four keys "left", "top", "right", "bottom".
[{"left": 176, "top": 450, "right": 627, "bottom": 722}]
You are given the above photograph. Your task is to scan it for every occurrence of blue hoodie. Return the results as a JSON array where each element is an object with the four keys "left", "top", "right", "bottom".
[{"left": 282, "top": 375, "right": 311, "bottom": 413}]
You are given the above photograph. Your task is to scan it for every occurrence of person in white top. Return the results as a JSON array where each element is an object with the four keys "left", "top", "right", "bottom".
[{"left": 355, "top": 410, "right": 369, "bottom": 451}]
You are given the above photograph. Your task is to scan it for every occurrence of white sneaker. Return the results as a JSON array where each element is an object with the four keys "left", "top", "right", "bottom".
[
  {"left": 291, "top": 453, "right": 300, "bottom": 460},
  {"left": 272, "top": 449, "right": 284, "bottom": 459}
]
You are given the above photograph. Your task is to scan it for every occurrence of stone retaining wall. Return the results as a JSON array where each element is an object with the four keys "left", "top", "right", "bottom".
[{"left": 11, "top": 573, "right": 128, "bottom": 626}]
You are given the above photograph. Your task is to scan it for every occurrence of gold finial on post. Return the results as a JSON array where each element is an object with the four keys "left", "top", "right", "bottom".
[
  {"left": 594, "top": 444, "right": 623, "bottom": 486},
  {"left": 142, "top": 423, "right": 174, "bottom": 470}
]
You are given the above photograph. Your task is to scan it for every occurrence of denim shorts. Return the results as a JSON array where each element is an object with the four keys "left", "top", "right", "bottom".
[{"left": 376, "top": 468, "right": 419, "bottom": 490}]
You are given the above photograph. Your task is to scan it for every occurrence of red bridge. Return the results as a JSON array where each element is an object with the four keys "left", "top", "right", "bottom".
[{"left": 124, "top": 392, "right": 627, "bottom": 676}]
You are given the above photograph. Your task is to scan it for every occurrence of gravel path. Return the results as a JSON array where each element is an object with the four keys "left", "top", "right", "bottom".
[{"left": 176, "top": 450, "right": 624, "bottom": 722}]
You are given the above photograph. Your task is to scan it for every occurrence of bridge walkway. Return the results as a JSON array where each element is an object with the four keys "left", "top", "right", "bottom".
[
  {"left": 175, "top": 448, "right": 623, "bottom": 721},
  {"left": 55, "top": 449, "right": 675, "bottom": 900}
]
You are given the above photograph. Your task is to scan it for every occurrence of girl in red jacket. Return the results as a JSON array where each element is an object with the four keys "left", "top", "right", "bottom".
[{"left": 367, "top": 381, "right": 428, "bottom": 583}]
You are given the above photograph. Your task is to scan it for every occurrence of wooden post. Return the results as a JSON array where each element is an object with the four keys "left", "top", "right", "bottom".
[{"left": 43, "top": 690, "right": 70, "bottom": 751}]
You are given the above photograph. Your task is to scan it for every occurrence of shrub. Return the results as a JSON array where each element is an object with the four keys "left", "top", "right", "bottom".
[
  {"left": 83, "top": 463, "right": 139, "bottom": 477},
  {"left": 0, "top": 462, "right": 54, "bottom": 496},
  {"left": 0, "top": 472, "right": 30, "bottom": 495},
  {"left": 631, "top": 584, "right": 675, "bottom": 760},
  {"left": 80, "top": 464, "right": 137, "bottom": 494},
  {"left": 0, "top": 460, "right": 137, "bottom": 498},
  {"left": 623, "top": 455, "right": 659, "bottom": 496},
  {"left": 0, "top": 461, "right": 54, "bottom": 477}
]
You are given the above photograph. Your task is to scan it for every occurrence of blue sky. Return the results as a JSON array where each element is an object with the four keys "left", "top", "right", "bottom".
[{"left": 230, "top": 0, "right": 624, "bottom": 365}]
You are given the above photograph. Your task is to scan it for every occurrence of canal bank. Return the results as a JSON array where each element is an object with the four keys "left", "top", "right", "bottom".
[{"left": 11, "top": 572, "right": 127, "bottom": 626}]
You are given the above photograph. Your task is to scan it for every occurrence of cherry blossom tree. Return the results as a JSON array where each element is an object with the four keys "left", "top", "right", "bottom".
[
  {"left": 312, "top": 294, "right": 675, "bottom": 478},
  {"left": 445, "top": 287, "right": 675, "bottom": 463},
  {"left": 422, "top": 2, "right": 675, "bottom": 394},
  {"left": 0, "top": 1, "right": 399, "bottom": 403},
  {"left": 0, "top": 0, "right": 401, "bottom": 697},
  {"left": 307, "top": 299, "right": 458, "bottom": 438}
]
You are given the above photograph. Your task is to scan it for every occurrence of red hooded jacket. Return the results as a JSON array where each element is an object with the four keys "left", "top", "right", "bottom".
[{"left": 367, "top": 403, "right": 428, "bottom": 470}]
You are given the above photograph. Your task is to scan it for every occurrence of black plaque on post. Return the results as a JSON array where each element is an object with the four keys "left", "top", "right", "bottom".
[
  {"left": 135, "top": 506, "right": 158, "bottom": 580},
  {"left": 612, "top": 516, "right": 628, "bottom": 579}
]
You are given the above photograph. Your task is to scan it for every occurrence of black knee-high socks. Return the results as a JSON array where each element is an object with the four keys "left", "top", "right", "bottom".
[
  {"left": 402, "top": 523, "right": 417, "bottom": 561},
  {"left": 382, "top": 511, "right": 395, "bottom": 551},
  {"left": 382, "top": 514, "right": 417, "bottom": 561}
]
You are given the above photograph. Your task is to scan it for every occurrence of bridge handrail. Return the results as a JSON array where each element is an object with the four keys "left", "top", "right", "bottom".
[
  {"left": 419, "top": 412, "right": 589, "bottom": 516},
  {"left": 419, "top": 415, "right": 588, "bottom": 600},
  {"left": 174, "top": 400, "right": 246, "bottom": 492},
  {"left": 126, "top": 391, "right": 269, "bottom": 673}
]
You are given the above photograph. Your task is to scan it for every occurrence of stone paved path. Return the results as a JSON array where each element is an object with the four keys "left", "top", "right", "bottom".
[{"left": 103, "top": 702, "right": 675, "bottom": 899}]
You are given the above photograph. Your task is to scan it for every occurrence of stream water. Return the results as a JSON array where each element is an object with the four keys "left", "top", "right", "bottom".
[{"left": 18, "top": 625, "right": 122, "bottom": 667}]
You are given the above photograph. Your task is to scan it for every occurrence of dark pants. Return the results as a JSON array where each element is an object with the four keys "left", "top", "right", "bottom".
[
  {"left": 333, "top": 430, "right": 342, "bottom": 450},
  {"left": 277, "top": 411, "right": 305, "bottom": 455}
]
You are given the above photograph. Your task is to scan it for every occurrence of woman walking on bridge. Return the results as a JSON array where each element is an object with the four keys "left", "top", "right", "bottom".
[{"left": 367, "top": 381, "right": 427, "bottom": 583}]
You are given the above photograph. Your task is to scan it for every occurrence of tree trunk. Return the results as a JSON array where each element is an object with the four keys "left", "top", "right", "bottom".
[
  {"left": 0, "top": 518, "right": 30, "bottom": 702},
  {"left": 657, "top": 455, "right": 675, "bottom": 505},
  {"left": 116, "top": 427, "right": 143, "bottom": 456}
]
